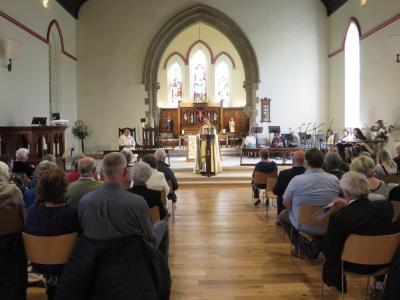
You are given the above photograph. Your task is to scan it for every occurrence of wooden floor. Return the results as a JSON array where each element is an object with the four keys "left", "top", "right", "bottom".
[{"left": 169, "top": 187, "right": 368, "bottom": 300}]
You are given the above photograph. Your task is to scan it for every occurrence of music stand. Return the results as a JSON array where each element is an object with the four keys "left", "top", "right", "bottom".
[
  {"left": 31, "top": 117, "right": 47, "bottom": 126},
  {"left": 250, "top": 126, "right": 263, "bottom": 147}
]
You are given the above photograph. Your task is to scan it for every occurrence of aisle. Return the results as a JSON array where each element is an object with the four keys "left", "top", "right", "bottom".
[{"left": 169, "top": 187, "right": 367, "bottom": 300}]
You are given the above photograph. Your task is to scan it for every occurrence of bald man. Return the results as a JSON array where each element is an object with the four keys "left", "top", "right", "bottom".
[{"left": 273, "top": 150, "right": 306, "bottom": 217}]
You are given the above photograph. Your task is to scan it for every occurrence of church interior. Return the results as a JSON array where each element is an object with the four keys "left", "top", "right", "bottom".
[{"left": 1, "top": 0, "right": 400, "bottom": 299}]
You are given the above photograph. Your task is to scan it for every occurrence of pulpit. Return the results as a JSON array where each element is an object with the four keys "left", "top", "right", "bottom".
[
  {"left": 200, "top": 134, "right": 215, "bottom": 176},
  {"left": 0, "top": 126, "right": 67, "bottom": 164}
]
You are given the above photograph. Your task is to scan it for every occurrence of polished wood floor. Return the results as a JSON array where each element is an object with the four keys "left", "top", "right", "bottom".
[{"left": 169, "top": 187, "right": 367, "bottom": 300}]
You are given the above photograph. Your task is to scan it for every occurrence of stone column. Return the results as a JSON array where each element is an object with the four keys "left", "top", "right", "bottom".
[
  {"left": 145, "top": 81, "right": 160, "bottom": 127},
  {"left": 243, "top": 80, "right": 258, "bottom": 125}
]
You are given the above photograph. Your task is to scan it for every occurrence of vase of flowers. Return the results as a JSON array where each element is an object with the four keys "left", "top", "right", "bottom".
[
  {"left": 369, "top": 120, "right": 398, "bottom": 142},
  {"left": 72, "top": 120, "right": 90, "bottom": 153}
]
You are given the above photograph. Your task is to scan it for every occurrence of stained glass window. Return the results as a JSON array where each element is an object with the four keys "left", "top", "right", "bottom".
[
  {"left": 190, "top": 49, "right": 207, "bottom": 101},
  {"left": 167, "top": 61, "right": 183, "bottom": 107},
  {"left": 215, "top": 60, "right": 230, "bottom": 106}
]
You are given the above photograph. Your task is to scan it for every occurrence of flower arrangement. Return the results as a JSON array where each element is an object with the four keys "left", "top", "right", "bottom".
[
  {"left": 369, "top": 120, "right": 399, "bottom": 141},
  {"left": 72, "top": 120, "right": 90, "bottom": 153}
]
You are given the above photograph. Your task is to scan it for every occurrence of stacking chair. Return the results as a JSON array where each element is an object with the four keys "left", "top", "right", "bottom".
[
  {"left": 321, "top": 232, "right": 400, "bottom": 299},
  {"left": 291, "top": 203, "right": 330, "bottom": 259},
  {"left": 251, "top": 170, "right": 277, "bottom": 207},
  {"left": 22, "top": 232, "right": 78, "bottom": 265},
  {"left": 392, "top": 201, "right": 400, "bottom": 222},
  {"left": 167, "top": 179, "right": 176, "bottom": 218},
  {"left": 379, "top": 175, "right": 400, "bottom": 185},
  {"left": 150, "top": 206, "right": 161, "bottom": 223},
  {"left": 266, "top": 177, "right": 277, "bottom": 207},
  {"left": 0, "top": 206, "right": 24, "bottom": 232}
]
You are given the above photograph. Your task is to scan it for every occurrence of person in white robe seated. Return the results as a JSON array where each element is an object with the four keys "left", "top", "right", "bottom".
[
  {"left": 142, "top": 155, "right": 170, "bottom": 196},
  {"left": 194, "top": 117, "right": 222, "bottom": 174},
  {"left": 119, "top": 128, "right": 135, "bottom": 150}
]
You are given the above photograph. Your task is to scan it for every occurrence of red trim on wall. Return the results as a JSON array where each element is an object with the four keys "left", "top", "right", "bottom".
[
  {"left": 213, "top": 51, "right": 236, "bottom": 68},
  {"left": 163, "top": 52, "right": 187, "bottom": 69},
  {"left": 329, "top": 13, "right": 400, "bottom": 58},
  {"left": 185, "top": 40, "right": 214, "bottom": 63},
  {"left": 0, "top": 9, "right": 77, "bottom": 61}
]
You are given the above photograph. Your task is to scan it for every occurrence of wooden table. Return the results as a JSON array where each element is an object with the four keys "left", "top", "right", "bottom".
[{"left": 240, "top": 147, "right": 303, "bottom": 166}]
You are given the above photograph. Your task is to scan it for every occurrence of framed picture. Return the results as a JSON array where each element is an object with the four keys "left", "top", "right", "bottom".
[{"left": 260, "top": 98, "right": 271, "bottom": 123}]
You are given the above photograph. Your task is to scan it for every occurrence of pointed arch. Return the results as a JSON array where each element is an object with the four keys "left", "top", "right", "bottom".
[
  {"left": 143, "top": 4, "right": 259, "bottom": 125},
  {"left": 46, "top": 19, "right": 77, "bottom": 61}
]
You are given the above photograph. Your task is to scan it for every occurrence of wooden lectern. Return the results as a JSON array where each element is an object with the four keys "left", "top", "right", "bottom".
[
  {"left": 200, "top": 134, "right": 215, "bottom": 177},
  {"left": 0, "top": 126, "right": 67, "bottom": 164}
]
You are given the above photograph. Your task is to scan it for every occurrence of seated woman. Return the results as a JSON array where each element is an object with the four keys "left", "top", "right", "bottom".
[
  {"left": 326, "top": 130, "right": 335, "bottom": 146},
  {"left": 270, "top": 132, "right": 286, "bottom": 148},
  {"left": 353, "top": 127, "right": 367, "bottom": 141},
  {"left": 375, "top": 149, "right": 399, "bottom": 176},
  {"left": 0, "top": 161, "right": 26, "bottom": 300},
  {"left": 129, "top": 162, "right": 167, "bottom": 220},
  {"left": 350, "top": 156, "right": 389, "bottom": 201},
  {"left": 26, "top": 167, "right": 80, "bottom": 300},
  {"left": 323, "top": 151, "right": 345, "bottom": 180}
]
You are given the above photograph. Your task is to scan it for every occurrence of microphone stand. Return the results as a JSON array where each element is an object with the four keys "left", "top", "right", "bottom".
[{"left": 311, "top": 122, "right": 325, "bottom": 148}]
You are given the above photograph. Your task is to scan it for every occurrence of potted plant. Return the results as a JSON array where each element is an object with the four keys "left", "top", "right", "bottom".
[{"left": 72, "top": 120, "right": 90, "bottom": 153}]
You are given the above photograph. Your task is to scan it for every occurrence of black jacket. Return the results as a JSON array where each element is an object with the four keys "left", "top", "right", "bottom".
[
  {"left": 273, "top": 166, "right": 305, "bottom": 198},
  {"left": 129, "top": 185, "right": 167, "bottom": 219},
  {"left": 157, "top": 161, "right": 178, "bottom": 201},
  {"left": 12, "top": 161, "right": 35, "bottom": 179},
  {"left": 55, "top": 235, "right": 171, "bottom": 300},
  {"left": 322, "top": 199, "right": 394, "bottom": 292}
]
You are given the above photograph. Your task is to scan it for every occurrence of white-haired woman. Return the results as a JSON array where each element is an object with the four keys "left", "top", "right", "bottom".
[
  {"left": 128, "top": 162, "right": 167, "bottom": 220},
  {"left": 12, "top": 148, "right": 35, "bottom": 178},
  {"left": 350, "top": 156, "right": 388, "bottom": 201},
  {"left": 0, "top": 161, "right": 24, "bottom": 209}
]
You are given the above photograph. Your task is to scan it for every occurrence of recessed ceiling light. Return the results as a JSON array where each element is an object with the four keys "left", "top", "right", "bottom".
[
  {"left": 360, "top": 0, "right": 368, "bottom": 6},
  {"left": 42, "top": 0, "right": 49, "bottom": 8}
]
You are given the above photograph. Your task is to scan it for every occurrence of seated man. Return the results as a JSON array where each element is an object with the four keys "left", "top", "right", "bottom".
[
  {"left": 66, "top": 156, "right": 102, "bottom": 211},
  {"left": 270, "top": 132, "right": 286, "bottom": 148},
  {"left": 142, "top": 155, "right": 170, "bottom": 196},
  {"left": 279, "top": 148, "right": 340, "bottom": 259},
  {"left": 273, "top": 150, "right": 305, "bottom": 216},
  {"left": 154, "top": 149, "right": 179, "bottom": 203},
  {"left": 12, "top": 148, "right": 35, "bottom": 179},
  {"left": 79, "top": 152, "right": 168, "bottom": 257},
  {"left": 322, "top": 171, "right": 395, "bottom": 293},
  {"left": 119, "top": 127, "right": 135, "bottom": 150},
  {"left": 252, "top": 149, "right": 277, "bottom": 206}
]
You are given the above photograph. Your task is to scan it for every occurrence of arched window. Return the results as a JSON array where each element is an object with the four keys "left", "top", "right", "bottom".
[
  {"left": 190, "top": 49, "right": 207, "bottom": 101},
  {"left": 215, "top": 59, "right": 230, "bottom": 106},
  {"left": 167, "top": 60, "right": 183, "bottom": 107},
  {"left": 344, "top": 21, "right": 360, "bottom": 128},
  {"left": 49, "top": 27, "right": 62, "bottom": 115}
]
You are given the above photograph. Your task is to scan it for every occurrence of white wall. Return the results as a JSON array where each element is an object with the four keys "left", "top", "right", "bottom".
[
  {"left": 0, "top": 0, "right": 77, "bottom": 153},
  {"left": 328, "top": 0, "right": 400, "bottom": 150},
  {"left": 77, "top": 0, "right": 328, "bottom": 151}
]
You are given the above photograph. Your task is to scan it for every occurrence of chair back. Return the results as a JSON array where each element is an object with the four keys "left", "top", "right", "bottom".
[
  {"left": 160, "top": 190, "right": 167, "bottom": 206},
  {"left": 22, "top": 232, "right": 78, "bottom": 265},
  {"left": 379, "top": 175, "right": 400, "bottom": 185},
  {"left": 392, "top": 201, "right": 400, "bottom": 222},
  {"left": 341, "top": 233, "right": 400, "bottom": 265},
  {"left": 167, "top": 179, "right": 173, "bottom": 196},
  {"left": 253, "top": 170, "right": 277, "bottom": 186},
  {"left": 0, "top": 206, "right": 24, "bottom": 232},
  {"left": 266, "top": 177, "right": 277, "bottom": 192},
  {"left": 12, "top": 172, "right": 31, "bottom": 187},
  {"left": 150, "top": 206, "right": 160, "bottom": 223},
  {"left": 298, "top": 204, "right": 330, "bottom": 227}
]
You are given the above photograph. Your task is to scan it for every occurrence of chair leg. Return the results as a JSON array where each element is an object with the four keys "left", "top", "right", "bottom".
[
  {"left": 341, "top": 261, "right": 345, "bottom": 300},
  {"left": 365, "top": 277, "right": 369, "bottom": 298},
  {"left": 320, "top": 277, "right": 324, "bottom": 299}
]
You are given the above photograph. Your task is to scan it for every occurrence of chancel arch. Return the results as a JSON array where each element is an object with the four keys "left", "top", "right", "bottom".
[{"left": 143, "top": 4, "right": 259, "bottom": 126}]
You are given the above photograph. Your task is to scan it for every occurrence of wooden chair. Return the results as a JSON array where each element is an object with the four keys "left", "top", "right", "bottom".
[
  {"left": 150, "top": 206, "right": 160, "bottom": 223},
  {"left": 266, "top": 177, "right": 277, "bottom": 206},
  {"left": 392, "top": 201, "right": 400, "bottom": 222},
  {"left": 292, "top": 203, "right": 331, "bottom": 259},
  {"left": 167, "top": 179, "right": 176, "bottom": 218},
  {"left": 378, "top": 175, "right": 400, "bottom": 185},
  {"left": 0, "top": 206, "right": 24, "bottom": 232},
  {"left": 22, "top": 232, "right": 78, "bottom": 265},
  {"left": 321, "top": 233, "right": 400, "bottom": 299},
  {"left": 252, "top": 170, "right": 277, "bottom": 207}
]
